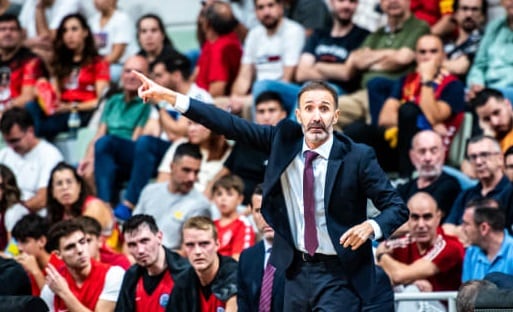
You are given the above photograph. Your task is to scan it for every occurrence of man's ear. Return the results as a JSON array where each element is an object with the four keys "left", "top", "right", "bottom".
[{"left": 479, "top": 222, "right": 490, "bottom": 236}]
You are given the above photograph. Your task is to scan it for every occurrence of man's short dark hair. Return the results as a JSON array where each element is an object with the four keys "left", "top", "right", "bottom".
[
  {"left": 457, "top": 280, "right": 497, "bottom": 312},
  {"left": 453, "top": 0, "right": 487, "bottom": 16},
  {"left": 154, "top": 52, "right": 192, "bottom": 80},
  {"left": 471, "top": 88, "right": 505, "bottom": 109},
  {"left": 0, "top": 13, "right": 21, "bottom": 29},
  {"left": 205, "top": 1, "right": 239, "bottom": 35},
  {"left": 473, "top": 206, "right": 505, "bottom": 231},
  {"left": 47, "top": 220, "right": 85, "bottom": 252},
  {"left": 212, "top": 174, "right": 244, "bottom": 195},
  {"left": 255, "top": 91, "right": 286, "bottom": 111},
  {"left": 172, "top": 142, "right": 202, "bottom": 163},
  {"left": 0, "top": 107, "right": 35, "bottom": 134},
  {"left": 123, "top": 214, "right": 160, "bottom": 236},
  {"left": 253, "top": 183, "right": 263, "bottom": 196},
  {"left": 465, "top": 197, "right": 500, "bottom": 210},
  {"left": 466, "top": 135, "right": 501, "bottom": 158},
  {"left": 297, "top": 80, "right": 338, "bottom": 109},
  {"left": 12, "top": 214, "right": 49, "bottom": 243},
  {"left": 75, "top": 216, "right": 102, "bottom": 237}
]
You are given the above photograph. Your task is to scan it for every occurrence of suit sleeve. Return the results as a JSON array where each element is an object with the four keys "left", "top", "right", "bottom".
[{"left": 237, "top": 252, "right": 252, "bottom": 312}]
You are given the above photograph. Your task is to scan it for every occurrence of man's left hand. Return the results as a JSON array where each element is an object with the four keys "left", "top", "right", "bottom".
[
  {"left": 46, "top": 263, "right": 70, "bottom": 296},
  {"left": 339, "top": 221, "right": 374, "bottom": 250}
]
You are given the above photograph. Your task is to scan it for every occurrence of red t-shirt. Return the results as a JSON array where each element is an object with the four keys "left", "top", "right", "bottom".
[
  {"left": 54, "top": 259, "right": 111, "bottom": 311},
  {"left": 0, "top": 48, "right": 44, "bottom": 99},
  {"left": 195, "top": 31, "right": 242, "bottom": 95},
  {"left": 29, "top": 252, "right": 65, "bottom": 296},
  {"left": 411, "top": 0, "right": 454, "bottom": 26},
  {"left": 59, "top": 56, "right": 109, "bottom": 103},
  {"left": 135, "top": 270, "right": 174, "bottom": 312},
  {"left": 389, "top": 228, "right": 464, "bottom": 291},
  {"left": 215, "top": 216, "right": 255, "bottom": 257},
  {"left": 99, "top": 244, "right": 131, "bottom": 270},
  {"left": 199, "top": 289, "right": 226, "bottom": 312}
]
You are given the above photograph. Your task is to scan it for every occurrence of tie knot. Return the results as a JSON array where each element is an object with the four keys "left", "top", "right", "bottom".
[
  {"left": 304, "top": 150, "right": 318, "bottom": 164},
  {"left": 267, "top": 247, "right": 272, "bottom": 254}
]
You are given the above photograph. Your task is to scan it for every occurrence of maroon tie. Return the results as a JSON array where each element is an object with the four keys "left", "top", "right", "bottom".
[
  {"left": 259, "top": 249, "right": 275, "bottom": 312},
  {"left": 303, "top": 150, "right": 319, "bottom": 256}
]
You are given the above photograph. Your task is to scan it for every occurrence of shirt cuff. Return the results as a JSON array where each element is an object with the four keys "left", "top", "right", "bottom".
[
  {"left": 367, "top": 219, "right": 382, "bottom": 240},
  {"left": 174, "top": 93, "right": 190, "bottom": 113}
]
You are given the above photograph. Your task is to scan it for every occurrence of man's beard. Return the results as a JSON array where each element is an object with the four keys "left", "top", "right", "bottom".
[
  {"left": 334, "top": 15, "right": 352, "bottom": 27},
  {"left": 262, "top": 17, "right": 279, "bottom": 30},
  {"left": 461, "top": 18, "right": 478, "bottom": 33}
]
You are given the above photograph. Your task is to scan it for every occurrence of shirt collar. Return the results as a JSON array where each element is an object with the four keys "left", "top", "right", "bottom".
[
  {"left": 301, "top": 134, "right": 333, "bottom": 160},
  {"left": 263, "top": 239, "right": 273, "bottom": 253}
]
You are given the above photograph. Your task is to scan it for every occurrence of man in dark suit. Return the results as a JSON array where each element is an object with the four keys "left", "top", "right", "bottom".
[
  {"left": 134, "top": 73, "right": 409, "bottom": 311},
  {"left": 238, "top": 184, "right": 284, "bottom": 312}
]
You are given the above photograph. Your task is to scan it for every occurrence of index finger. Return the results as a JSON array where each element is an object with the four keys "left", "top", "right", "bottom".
[{"left": 131, "top": 70, "right": 149, "bottom": 83}]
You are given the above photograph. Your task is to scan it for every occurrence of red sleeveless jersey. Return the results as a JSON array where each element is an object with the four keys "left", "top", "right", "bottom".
[
  {"left": 135, "top": 270, "right": 174, "bottom": 312},
  {"left": 199, "top": 289, "right": 226, "bottom": 312}
]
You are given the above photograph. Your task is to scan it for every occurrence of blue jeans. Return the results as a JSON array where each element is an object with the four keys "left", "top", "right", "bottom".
[
  {"left": 123, "top": 135, "right": 171, "bottom": 205},
  {"left": 94, "top": 135, "right": 136, "bottom": 204}
]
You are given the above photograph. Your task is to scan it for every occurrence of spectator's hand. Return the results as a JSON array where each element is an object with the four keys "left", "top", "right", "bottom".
[
  {"left": 414, "top": 279, "right": 433, "bottom": 292},
  {"left": 46, "top": 263, "right": 70, "bottom": 296},
  {"left": 340, "top": 221, "right": 374, "bottom": 250},
  {"left": 467, "top": 84, "right": 484, "bottom": 100},
  {"left": 15, "top": 253, "right": 39, "bottom": 275},
  {"left": 77, "top": 158, "right": 93, "bottom": 177},
  {"left": 54, "top": 101, "right": 70, "bottom": 114},
  {"left": 417, "top": 59, "right": 438, "bottom": 82},
  {"left": 375, "top": 240, "right": 393, "bottom": 260},
  {"left": 229, "top": 95, "right": 245, "bottom": 114},
  {"left": 133, "top": 70, "right": 176, "bottom": 104}
]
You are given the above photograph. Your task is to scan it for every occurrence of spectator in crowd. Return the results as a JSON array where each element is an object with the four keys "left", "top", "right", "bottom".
[
  {"left": 136, "top": 14, "right": 178, "bottom": 70},
  {"left": 113, "top": 53, "right": 213, "bottom": 218},
  {"left": 212, "top": 174, "right": 255, "bottom": 260},
  {"left": 11, "top": 214, "right": 64, "bottom": 296},
  {"left": 346, "top": 34, "right": 465, "bottom": 177},
  {"left": 0, "top": 163, "right": 22, "bottom": 250},
  {"left": 115, "top": 214, "right": 190, "bottom": 312},
  {"left": 467, "top": 0, "right": 513, "bottom": 103},
  {"left": 336, "top": 0, "right": 430, "bottom": 128},
  {"left": 444, "top": 135, "right": 511, "bottom": 227},
  {"left": 504, "top": 146, "right": 513, "bottom": 181},
  {"left": 410, "top": 0, "right": 456, "bottom": 37},
  {"left": 25, "top": 13, "right": 110, "bottom": 140},
  {"left": 443, "top": 0, "right": 486, "bottom": 82},
  {"left": 219, "top": 0, "right": 305, "bottom": 118},
  {"left": 89, "top": 0, "right": 138, "bottom": 82},
  {"left": 0, "top": 14, "right": 46, "bottom": 111},
  {"left": 41, "top": 220, "right": 124, "bottom": 312},
  {"left": 132, "top": 143, "right": 211, "bottom": 249},
  {"left": 169, "top": 216, "right": 238, "bottom": 311},
  {"left": 237, "top": 184, "right": 285, "bottom": 312},
  {"left": 214, "top": 91, "right": 286, "bottom": 204},
  {"left": 46, "top": 162, "right": 120, "bottom": 251},
  {"left": 0, "top": 107, "right": 63, "bottom": 214},
  {"left": 376, "top": 192, "right": 464, "bottom": 309},
  {"left": 0, "top": 257, "right": 31, "bottom": 296},
  {"left": 456, "top": 279, "right": 498, "bottom": 312},
  {"left": 472, "top": 88, "right": 513, "bottom": 152},
  {"left": 397, "top": 130, "right": 461, "bottom": 220},
  {"left": 78, "top": 55, "right": 151, "bottom": 206},
  {"left": 462, "top": 205, "right": 513, "bottom": 281},
  {"left": 284, "top": 0, "right": 332, "bottom": 36},
  {"left": 195, "top": 0, "right": 242, "bottom": 97},
  {"left": 0, "top": 0, "right": 22, "bottom": 16},
  {"left": 75, "top": 216, "right": 130, "bottom": 270}
]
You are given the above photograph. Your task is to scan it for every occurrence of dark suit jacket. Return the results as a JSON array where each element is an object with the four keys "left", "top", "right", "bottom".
[
  {"left": 185, "top": 99, "right": 408, "bottom": 299},
  {"left": 237, "top": 241, "right": 285, "bottom": 312}
]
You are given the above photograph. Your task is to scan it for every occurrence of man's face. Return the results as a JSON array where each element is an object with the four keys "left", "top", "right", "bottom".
[
  {"left": 408, "top": 197, "right": 441, "bottom": 244},
  {"left": 455, "top": 0, "right": 485, "bottom": 33},
  {"left": 57, "top": 231, "right": 90, "bottom": 271},
  {"left": 330, "top": 0, "right": 358, "bottom": 25},
  {"left": 152, "top": 63, "right": 177, "bottom": 89},
  {"left": 467, "top": 140, "right": 503, "bottom": 182},
  {"left": 415, "top": 36, "right": 445, "bottom": 68},
  {"left": 251, "top": 194, "right": 274, "bottom": 240},
  {"left": 295, "top": 89, "right": 339, "bottom": 149},
  {"left": 475, "top": 97, "right": 513, "bottom": 139},
  {"left": 170, "top": 155, "right": 201, "bottom": 194},
  {"left": 254, "top": 100, "right": 286, "bottom": 126},
  {"left": 121, "top": 57, "right": 148, "bottom": 93},
  {"left": 461, "top": 208, "right": 480, "bottom": 245},
  {"left": 2, "top": 124, "right": 32, "bottom": 155},
  {"left": 380, "top": 0, "right": 409, "bottom": 19},
  {"left": 84, "top": 233, "right": 101, "bottom": 260},
  {"left": 255, "top": 0, "right": 283, "bottom": 30},
  {"left": 125, "top": 225, "right": 163, "bottom": 268},
  {"left": 505, "top": 154, "right": 513, "bottom": 181},
  {"left": 183, "top": 228, "right": 219, "bottom": 273},
  {"left": 213, "top": 187, "right": 243, "bottom": 216},
  {"left": 0, "top": 21, "right": 22, "bottom": 50},
  {"left": 17, "top": 237, "right": 45, "bottom": 257},
  {"left": 410, "top": 132, "right": 445, "bottom": 179}
]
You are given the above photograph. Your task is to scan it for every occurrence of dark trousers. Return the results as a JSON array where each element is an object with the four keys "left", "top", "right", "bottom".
[
  {"left": 284, "top": 256, "right": 361, "bottom": 312},
  {"left": 367, "top": 77, "right": 396, "bottom": 126}
]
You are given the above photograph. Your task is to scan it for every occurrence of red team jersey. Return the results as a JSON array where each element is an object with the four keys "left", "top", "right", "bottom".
[
  {"left": 215, "top": 216, "right": 255, "bottom": 257},
  {"left": 135, "top": 270, "right": 174, "bottom": 312},
  {"left": 0, "top": 48, "right": 44, "bottom": 99},
  {"left": 389, "top": 227, "right": 464, "bottom": 291},
  {"left": 59, "top": 56, "right": 109, "bottom": 103},
  {"left": 199, "top": 289, "right": 226, "bottom": 312},
  {"left": 53, "top": 259, "right": 111, "bottom": 311}
]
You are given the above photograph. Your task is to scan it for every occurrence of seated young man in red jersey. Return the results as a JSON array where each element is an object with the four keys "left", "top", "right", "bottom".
[
  {"left": 115, "top": 214, "right": 189, "bottom": 312},
  {"left": 41, "top": 220, "right": 124, "bottom": 312},
  {"left": 169, "top": 216, "right": 238, "bottom": 312},
  {"left": 12, "top": 214, "right": 64, "bottom": 296},
  {"left": 75, "top": 216, "right": 131, "bottom": 270}
]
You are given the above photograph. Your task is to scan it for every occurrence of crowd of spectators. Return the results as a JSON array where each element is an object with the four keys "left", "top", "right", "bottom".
[{"left": 1, "top": 0, "right": 513, "bottom": 311}]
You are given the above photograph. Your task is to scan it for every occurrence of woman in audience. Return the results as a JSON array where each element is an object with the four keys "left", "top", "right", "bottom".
[
  {"left": 46, "top": 162, "right": 120, "bottom": 250},
  {"left": 136, "top": 13, "right": 178, "bottom": 69},
  {"left": 0, "top": 164, "right": 23, "bottom": 250},
  {"left": 25, "top": 13, "right": 110, "bottom": 140}
]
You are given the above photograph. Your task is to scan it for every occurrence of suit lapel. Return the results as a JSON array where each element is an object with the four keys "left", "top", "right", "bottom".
[
  {"left": 267, "top": 136, "right": 302, "bottom": 189},
  {"left": 324, "top": 134, "right": 347, "bottom": 209}
]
